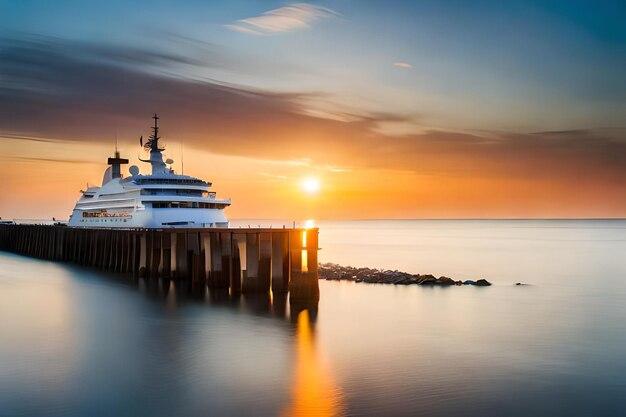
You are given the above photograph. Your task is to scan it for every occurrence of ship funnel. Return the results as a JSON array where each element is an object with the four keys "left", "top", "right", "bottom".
[{"left": 108, "top": 151, "right": 129, "bottom": 179}]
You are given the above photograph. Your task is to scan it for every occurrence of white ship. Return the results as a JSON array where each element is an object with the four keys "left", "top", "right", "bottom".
[{"left": 68, "top": 114, "right": 230, "bottom": 228}]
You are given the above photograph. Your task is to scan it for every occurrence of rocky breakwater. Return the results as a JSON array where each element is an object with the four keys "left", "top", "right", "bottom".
[{"left": 318, "top": 263, "right": 492, "bottom": 286}]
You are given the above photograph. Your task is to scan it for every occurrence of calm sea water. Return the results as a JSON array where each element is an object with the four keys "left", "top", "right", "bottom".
[{"left": 1, "top": 220, "right": 626, "bottom": 417}]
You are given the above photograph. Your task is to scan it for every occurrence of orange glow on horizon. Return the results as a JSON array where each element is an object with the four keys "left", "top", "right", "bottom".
[{"left": 1, "top": 138, "right": 625, "bottom": 220}]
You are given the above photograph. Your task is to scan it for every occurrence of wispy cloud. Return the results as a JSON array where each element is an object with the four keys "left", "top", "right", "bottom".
[
  {"left": 260, "top": 172, "right": 288, "bottom": 179},
  {"left": 0, "top": 156, "right": 96, "bottom": 165},
  {"left": 393, "top": 62, "right": 412, "bottom": 68},
  {"left": 0, "top": 133, "right": 69, "bottom": 144},
  {"left": 226, "top": 3, "right": 338, "bottom": 35}
]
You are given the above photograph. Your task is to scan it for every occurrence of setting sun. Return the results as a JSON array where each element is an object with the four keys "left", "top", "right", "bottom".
[{"left": 301, "top": 177, "right": 320, "bottom": 195}]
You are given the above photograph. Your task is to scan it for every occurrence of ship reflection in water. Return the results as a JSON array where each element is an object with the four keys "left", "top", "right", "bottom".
[{"left": 282, "top": 310, "right": 344, "bottom": 417}]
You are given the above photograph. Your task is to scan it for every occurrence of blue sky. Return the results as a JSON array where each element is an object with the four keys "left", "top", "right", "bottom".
[{"left": 1, "top": 0, "right": 624, "bottom": 132}]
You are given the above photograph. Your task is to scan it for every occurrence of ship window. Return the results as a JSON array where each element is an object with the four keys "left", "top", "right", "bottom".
[
  {"left": 145, "top": 200, "right": 228, "bottom": 209},
  {"left": 151, "top": 202, "right": 174, "bottom": 208}
]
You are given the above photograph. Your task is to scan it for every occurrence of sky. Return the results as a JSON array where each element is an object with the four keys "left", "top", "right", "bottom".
[{"left": 0, "top": 0, "right": 625, "bottom": 219}]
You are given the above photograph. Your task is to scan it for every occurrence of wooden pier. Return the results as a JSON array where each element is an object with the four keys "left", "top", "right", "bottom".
[{"left": 0, "top": 225, "right": 319, "bottom": 303}]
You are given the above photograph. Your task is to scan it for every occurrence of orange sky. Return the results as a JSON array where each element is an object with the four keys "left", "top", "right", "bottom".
[{"left": 1, "top": 128, "right": 625, "bottom": 220}]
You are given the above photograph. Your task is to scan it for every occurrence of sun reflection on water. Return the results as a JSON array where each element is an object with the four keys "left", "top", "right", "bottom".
[{"left": 281, "top": 310, "right": 344, "bottom": 417}]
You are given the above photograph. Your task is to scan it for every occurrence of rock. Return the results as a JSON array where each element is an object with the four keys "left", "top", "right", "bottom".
[
  {"left": 317, "top": 262, "right": 492, "bottom": 288},
  {"left": 474, "top": 279, "right": 492, "bottom": 286},
  {"left": 436, "top": 276, "right": 457, "bottom": 286},
  {"left": 417, "top": 275, "right": 437, "bottom": 285}
]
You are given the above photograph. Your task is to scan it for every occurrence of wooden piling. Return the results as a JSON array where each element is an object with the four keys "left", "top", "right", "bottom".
[
  {"left": 242, "top": 232, "right": 259, "bottom": 293},
  {"left": 271, "top": 232, "right": 290, "bottom": 293},
  {"left": 258, "top": 232, "right": 272, "bottom": 293},
  {"left": 289, "top": 228, "right": 320, "bottom": 303}
]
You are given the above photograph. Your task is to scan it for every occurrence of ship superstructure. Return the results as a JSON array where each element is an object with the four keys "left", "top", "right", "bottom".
[{"left": 68, "top": 114, "right": 230, "bottom": 228}]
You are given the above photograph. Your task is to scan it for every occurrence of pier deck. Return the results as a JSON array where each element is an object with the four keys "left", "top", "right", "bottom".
[{"left": 0, "top": 225, "right": 319, "bottom": 303}]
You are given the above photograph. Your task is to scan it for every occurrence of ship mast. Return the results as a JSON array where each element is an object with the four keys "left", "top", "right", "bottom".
[
  {"left": 139, "top": 113, "right": 168, "bottom": 175},
  {"left": 145, "top": 113, "right": 165, "bottom": 152}
]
